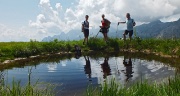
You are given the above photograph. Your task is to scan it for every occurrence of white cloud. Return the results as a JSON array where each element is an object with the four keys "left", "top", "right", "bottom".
[
  {"left": 56, "top": 3, "right": 62, "bottom": 11},
  {"left": 29, "top": 0, "right": 70, "bottom": 34},
  {"left": 160, "top": 13, "right": 180, "bottom": 22},
  {"left": 1, "top": 0, "right": 180, "bottom": 41},
  {"left": 0, "top": 24, "right": 46, "bottom": 42},
  {"left": 30, "top": 0, "right": 180, "bottom": 33}
]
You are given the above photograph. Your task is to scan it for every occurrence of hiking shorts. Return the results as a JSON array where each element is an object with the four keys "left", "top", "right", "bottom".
[
  {"left": 102, "top": 28, "right": 108, "bottom": 33},
  {"left": 84, "top": 29, "right": 89, "bottom": 37},
  {"left": 124, "top": 30, "right": 133, "bottom": 37}
]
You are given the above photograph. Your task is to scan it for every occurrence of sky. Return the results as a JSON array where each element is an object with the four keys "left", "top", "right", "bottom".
[{"left": 0, "top": 0, "right": 180, "bottom": 42}]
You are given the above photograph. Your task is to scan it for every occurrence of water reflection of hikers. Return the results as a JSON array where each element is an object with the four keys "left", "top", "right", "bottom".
[
  {"left": 74, "top": 45, "right": 81, "bottom": 59},
  {"left": 118, "top": 13, "right": 136, "bottom": 41},
  {"left": 84, "top": 56, "right": 91, "bottom": 80},
  {"left": 123, "top": 57, "right": 133, "bottom": 82},
  {"left": 101, "top": 57, "right": 111, "bottom": 79},
  {"left": 82, "top": 15, "right": 89, "bottom": 45},
  {"left": 100, "top": 14, "right": 111, "bottom": 43}
]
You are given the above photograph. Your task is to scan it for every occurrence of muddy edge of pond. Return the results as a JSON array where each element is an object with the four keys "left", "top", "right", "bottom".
[{"left": 0, "top": 48, "right": 179, "bottom": 65}]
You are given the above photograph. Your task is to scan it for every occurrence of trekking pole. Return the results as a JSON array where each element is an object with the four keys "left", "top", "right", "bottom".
[
  {"left": 95, "top": 26, "right": 102, "bottom": 38},
  {"left": 116, "top": 24, "right": 119, "bottom": 38},
  {"left": 95, "top": 31, "right": 100, "bottom": 38}
]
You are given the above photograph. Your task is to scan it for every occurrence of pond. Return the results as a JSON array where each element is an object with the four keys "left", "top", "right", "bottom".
[{"left": 1, "top": 52, "right": 178, "bottom": 96}]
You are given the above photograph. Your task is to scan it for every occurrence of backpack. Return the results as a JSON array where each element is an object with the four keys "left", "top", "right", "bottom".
[
  {"left": 81, "top": 21, "right": 85, "bottom": 32},
  {"left": 132, "top": 19, "right": 136, "bottom": 26},
  {"left": 104, "top": 19, "right": 111, "bottom": 29}
]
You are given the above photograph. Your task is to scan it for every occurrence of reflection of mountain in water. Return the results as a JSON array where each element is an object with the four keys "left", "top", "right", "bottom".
[{"left": 88, "top": 56, "right": 175, "bottom": 85}]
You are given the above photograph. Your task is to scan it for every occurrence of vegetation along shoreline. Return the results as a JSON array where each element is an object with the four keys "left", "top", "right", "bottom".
[{"left": 0, "top": 38, "right": 180, "bottom": 65}]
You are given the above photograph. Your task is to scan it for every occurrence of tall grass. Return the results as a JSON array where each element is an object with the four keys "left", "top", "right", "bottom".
[
  {"left": 86, "top": 76, "right": 180, "bottom": 96},
  {"left": 0, "top": 69, "right": 55, "bottom": 96},
  {"left": 0, "top": 80, "right": 55, "bottom": 96}
]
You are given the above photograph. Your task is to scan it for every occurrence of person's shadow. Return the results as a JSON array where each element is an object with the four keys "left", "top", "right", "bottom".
[
  {"left": 84, "top": 56, "right": 92, "bottom": 81},
  {"left": 123, "top": 56, "right": 133, "bottom": 82},
  {"left": 101, "top": 57, "right": 111, "bottom": 79}
]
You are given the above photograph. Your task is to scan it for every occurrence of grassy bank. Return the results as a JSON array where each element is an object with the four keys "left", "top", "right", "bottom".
[
  {"left": 86, "top": 76, "right": 180, "bottom": 96},
  {"left": 1, "top": 38, "right": 180, "bottom": 62}
]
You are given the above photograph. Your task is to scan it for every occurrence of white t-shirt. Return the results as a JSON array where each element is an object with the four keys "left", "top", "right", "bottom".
[
  {"left": 126, "top": 18, "right": 134, "bottom": 31},
  {"left": 82, "top": 20, "right": 89, "bottom": 29}
]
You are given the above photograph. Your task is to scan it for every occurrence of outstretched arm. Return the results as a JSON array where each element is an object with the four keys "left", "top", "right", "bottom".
[{"left": 118, "top": 21, "right": 126, "bottom": 25}]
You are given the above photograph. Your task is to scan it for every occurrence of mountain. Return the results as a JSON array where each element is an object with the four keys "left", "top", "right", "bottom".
[
  {"left": 136, "top": 19, "right": 180, "bottom": 39},
  {"left": 42, "top": 19, "right": 180, "bottom": 41},
  {"left": 42, "top": 28, "right": 123, "bottom": 41}
]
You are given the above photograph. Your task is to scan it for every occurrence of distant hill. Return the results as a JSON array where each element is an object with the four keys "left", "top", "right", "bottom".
[
  {"left": 42, "top": 28, "right": 123, "bottom": 41},
  {"left": 136, "top": 19, "right": 180, "bottom": 39},
  {"left": 42, "top": 19, "right": 180, "bottom": 41}
]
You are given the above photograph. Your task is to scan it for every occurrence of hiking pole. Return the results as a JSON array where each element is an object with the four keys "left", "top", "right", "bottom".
[
  {"left": 95, "top": 26, "right": 102, "bottom": 38},
  {"left": 116, "top": 23, "right": 119, "bottom": 38},
  {"left": 95, "top": 31, "right": 100, "bottom": 38}
]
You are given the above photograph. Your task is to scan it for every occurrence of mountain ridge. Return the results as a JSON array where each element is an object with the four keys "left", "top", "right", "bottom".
[{"left": 42, "top": 19, "right": 180, "bottom": 41}]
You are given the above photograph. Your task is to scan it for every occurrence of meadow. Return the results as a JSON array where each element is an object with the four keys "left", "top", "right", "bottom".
[{"left": 0, "top": 38, "right": 180, "bottom": 63}]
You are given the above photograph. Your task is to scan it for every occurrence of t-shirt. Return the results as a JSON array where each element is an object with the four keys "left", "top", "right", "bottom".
[
  {"left": 126, "top": 18, "right": 135, "bottom": 31},
  {"left": 101, "top": 20, "right": 106, "bottom": 28},
  {"left": 82, "top": 20, "right": 89, "bottom": 29}
]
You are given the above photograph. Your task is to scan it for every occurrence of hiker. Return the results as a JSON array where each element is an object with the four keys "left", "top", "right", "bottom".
[
  {"left": 82, "top": 15, "right": 89, "bottom": 44},
  {"left": 84, "top": 56, "right": 91, "bottom": 80},
  {"left": 100, "top": 14, "right": 111, "bottom": 42},
  {"left": 118, "top": 13, "right": 136, "bottom": 41}
]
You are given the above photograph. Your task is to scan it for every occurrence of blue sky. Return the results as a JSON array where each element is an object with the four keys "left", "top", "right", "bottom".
[
  {"left": 0, "top": 0, "right": 75, "bottom": 27},
  {"left": 0, "top": 0, "right": 180, "bottom": 42}
]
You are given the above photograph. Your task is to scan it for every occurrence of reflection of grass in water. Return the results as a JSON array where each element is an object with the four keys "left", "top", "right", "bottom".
[{"left": 86, "top": 76, "right": 180, "bottom": 96}]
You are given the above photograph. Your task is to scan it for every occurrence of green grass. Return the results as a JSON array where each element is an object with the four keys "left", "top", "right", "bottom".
[
  {"left": 86, "top": 76, "right": 180, "bottom": 96},
  {"left": 1, "top": 38, "right": 180, "bottom": 62},
  {"left": 0, "top": 80, "right": 55, "bottom": 96},
  {"left": 0, "top": 68, "right": 55, "bottom": 96}
]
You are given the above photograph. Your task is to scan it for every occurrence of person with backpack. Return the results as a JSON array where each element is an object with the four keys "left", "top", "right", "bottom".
[
  {"left": 82, "top": 15, "right": 89, "bottom": 45},
  {"left": 118, "top": 13, "right": 136, "bottom": 41},
  {"left": 100, "top": 14, "right": 111, "bottom": 42}
]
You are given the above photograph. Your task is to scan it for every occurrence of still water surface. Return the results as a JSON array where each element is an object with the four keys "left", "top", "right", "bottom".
[{"left": 3, "top": 53, "right": 176, "bottom": 96}]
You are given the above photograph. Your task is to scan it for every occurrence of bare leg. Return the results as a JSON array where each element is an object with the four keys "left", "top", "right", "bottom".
[
  {"left": 83, "top": 38, "right": 85, "bottom": 44},
  {"left": 103, "top": 33, "right": 106, "bottom": 41},
  {"left": 123, "top": 33, "right": 126, "bottom": 41},
  {"left": 129, "top": 36, "right": 132, "bottom": 41},
  {"left": 105, "top": 33, "right": 108, "bottom": 42},
  {"left": 86, "top": 37, "right": 88, "bottom": 44}
]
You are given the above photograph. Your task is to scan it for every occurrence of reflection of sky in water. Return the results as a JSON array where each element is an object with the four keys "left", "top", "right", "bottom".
[
  {"left": 47, "top": 63, "right": 58, "bottom": 72},
  {"left": 4, "top": 56, "right": 176, "bottom": 95}
]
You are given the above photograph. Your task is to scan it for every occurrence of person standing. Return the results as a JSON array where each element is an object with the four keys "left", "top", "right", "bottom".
[
  {"left": 100, "top": 14, "right": 111, "bottom": 42},
  {"left": 82, "top": 15, "right": 89, "bottom": 44},
  {"left": 118, "top": 13, "right": 136, "bottom": 41}
]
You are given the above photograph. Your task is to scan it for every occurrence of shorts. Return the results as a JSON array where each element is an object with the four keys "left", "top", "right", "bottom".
[
  {"left": 84, "top": 29, "right": 89, "bottom": 37},
  {"left": 124, "top": 30, "right": 133, "bottom": 37},
  {"left": 101, "top": 28, "right": 108, "bottom": 33}
]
